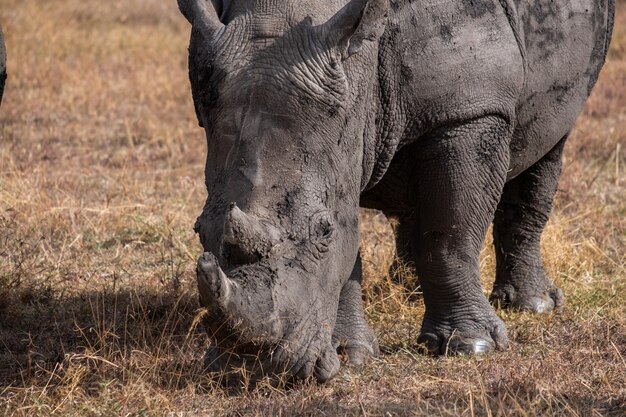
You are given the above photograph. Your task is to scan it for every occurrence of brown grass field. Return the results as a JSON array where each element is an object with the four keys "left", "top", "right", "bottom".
[{"left": 0, "top": 1, "right": 624, "bottom": 415}]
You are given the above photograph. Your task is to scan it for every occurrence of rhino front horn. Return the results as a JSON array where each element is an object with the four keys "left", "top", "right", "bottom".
[{"left": 197, "top": 252, "right": 236, "bottom": 310}]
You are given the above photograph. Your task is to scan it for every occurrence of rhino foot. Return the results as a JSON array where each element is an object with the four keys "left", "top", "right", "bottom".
[
  {"left": 333, "top": 322, "right": 379, "bottom": 366},
  {"left": 417, "top": 307, "right": 509, "bottom": 356},
  {"left": 332, "top": 253, "right": 379, "bottom": 366},
  {"left": 490, "top": 281, "right": 565, "bottom": 314},
  {"left": 312, "top": 344, "right": 342, "bottom": 383}
]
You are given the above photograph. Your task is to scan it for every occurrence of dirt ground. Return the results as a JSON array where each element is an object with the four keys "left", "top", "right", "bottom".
[{"left": 0, "top": 1, "right": 624, "bottom": 416}]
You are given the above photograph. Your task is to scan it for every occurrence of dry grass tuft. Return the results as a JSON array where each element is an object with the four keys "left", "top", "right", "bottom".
[{"left": 1, "top": 1, "right": 625, "bottom": 415}]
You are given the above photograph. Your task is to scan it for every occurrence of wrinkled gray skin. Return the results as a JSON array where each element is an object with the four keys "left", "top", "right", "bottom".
[
  {"left": 179, "top": 0, "right": 614, "bottom": 383},
  {"left": 1, "top": 27, "right": 6, "bottom": 107}
]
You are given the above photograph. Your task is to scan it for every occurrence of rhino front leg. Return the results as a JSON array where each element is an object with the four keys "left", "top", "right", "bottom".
[
  {"left": 491, "top": 137, "right": 567, "bottom": 313},
  {"left": 332, "top": 252, "right": 379, "bottom": 365},
  {"left": 408, "top": 116, "right": 512, "bottom": 355}
]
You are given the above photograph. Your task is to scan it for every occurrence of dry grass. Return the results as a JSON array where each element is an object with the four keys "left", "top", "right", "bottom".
[{"left": 0, "top": 1, "right": 624, "bottom": 415}]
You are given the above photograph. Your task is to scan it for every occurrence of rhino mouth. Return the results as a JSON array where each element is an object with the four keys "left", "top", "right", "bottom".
[
  {"left": 203, "top": 341, "right": 278, "bottom": 384},
  {"left": 197, "top": 252, "right": 340, "bottom": 383},
  {"left": 202, "top": 332, "right": 340, "bottom": 385}
]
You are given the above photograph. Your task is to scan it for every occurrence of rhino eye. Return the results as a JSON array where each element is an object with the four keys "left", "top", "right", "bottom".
[
  {"left": 310, "top": 211, "right": 335, "bottom": 246},
  {"left": 316, "top": 218, "right": 334, "bottom": 239}
]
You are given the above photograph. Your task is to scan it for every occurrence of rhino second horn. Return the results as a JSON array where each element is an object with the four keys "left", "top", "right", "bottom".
[{"left": 222, "top": 204, "right": 278, "bottom": 260}]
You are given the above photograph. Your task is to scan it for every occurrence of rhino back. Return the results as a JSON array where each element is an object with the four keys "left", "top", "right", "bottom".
[
  {"left": 507, "top": 0, "right": 615, "bottom": 178},
  {"left": 384, "top": 0, "right": 524, "bottom": 137},
  {"left": 364, "top": 0, "right": 524, "bottom": 190},
  {"left": 370, "top": 0, "right": 613, "bottom": 187}
]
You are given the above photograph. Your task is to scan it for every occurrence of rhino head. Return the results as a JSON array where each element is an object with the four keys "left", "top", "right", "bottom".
[{"left": 179, "top": 0, "right": 387, "bottom": 383}]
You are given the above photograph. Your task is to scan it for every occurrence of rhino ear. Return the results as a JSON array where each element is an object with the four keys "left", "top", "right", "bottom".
[
  {"left": 178, "top": 0, "right": 224, "bottom": 36},
  {"left": 321, "top": 0, "right": 389, "bottom": 60}
]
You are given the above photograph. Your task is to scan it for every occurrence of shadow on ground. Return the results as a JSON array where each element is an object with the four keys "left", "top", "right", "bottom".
[{"left": 0, "top": 288, "right": 204, "bottom": 389}]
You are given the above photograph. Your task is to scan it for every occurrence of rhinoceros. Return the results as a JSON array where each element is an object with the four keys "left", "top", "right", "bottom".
[
  {"left": 178, "top": 0, "right": 614, "bottom": 382},
  {"left": 1, "top": 27, "right": 6, "bottom": 106}
]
